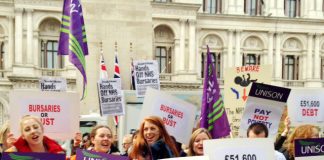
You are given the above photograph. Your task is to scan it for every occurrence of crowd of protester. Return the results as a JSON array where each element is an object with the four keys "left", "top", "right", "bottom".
[{"left": 0, "top": 115, "right": 322, "bottom": 160}]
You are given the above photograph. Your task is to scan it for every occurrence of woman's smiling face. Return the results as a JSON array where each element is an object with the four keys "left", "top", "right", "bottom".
[
  {"left": 92, "top": 127, "right": 113, "bottom": 153},
  {"left": 193, "top": 132, "right": 210, "bottom": 155},
  {"left": 21, "top": 119, "right": 44, "bottom": 145},
  {"left": 143, "top": 121, "right": 160, "bottom": 145}
]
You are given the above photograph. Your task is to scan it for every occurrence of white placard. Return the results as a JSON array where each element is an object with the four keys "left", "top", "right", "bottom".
[
  {"left": 161, "top": 156, "right": 209, "bottom": 160},
  {"left": 9, "top": 91, "right": 79, "bottom": 140},
  {"left": 39, "top": 77, "right": 67, "bottom": 92},
  {"left": 239, "top": 97, "right": 285, "bottom": 138},
  {"left": 134, "top": 60, "right": 160, "bottom": 97},
  {"left": 204, "top": 138, "right": 275, "bottom": 160},
  {"left": 288, "top": 89, "right": 324, "bottom": 126},
  {"left": 97, "top": 79, "right": 125, "bottom": 116},
  {"left": 141, "top": 88, "right": 196, "bottom": 144}
]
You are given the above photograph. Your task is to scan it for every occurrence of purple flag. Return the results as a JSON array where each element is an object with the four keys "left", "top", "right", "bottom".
[
  {"left": 58, "top": 0, "right": 88, "bottom": 100},
  {"left": 1, "top": 152, "right": 65, "bottom": 160},
  {"left": 200, "top": 46, "right": 231, "bottom": 138},
  {"left": 76, "top": 149, "right": 129, "bottom": 160}
]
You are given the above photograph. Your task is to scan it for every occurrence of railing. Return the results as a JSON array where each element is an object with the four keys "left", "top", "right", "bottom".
[{"left": 282, "top": 80, "right": 305, "bottom": 87}]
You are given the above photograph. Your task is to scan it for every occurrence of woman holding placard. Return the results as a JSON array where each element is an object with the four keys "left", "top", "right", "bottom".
[
  {"left": 129, "top": 116, "right": 179, "bottom": 160},
  {"left": 184, "top": 128, "right": 211, "bottom": 156},
  {"left": 282, "top": 124, "right": 319, "bottom": 160},
  {"left": 70, "top": 125, "right": 119, "bottom": 160},
  {"left": 5, "top": 115, "right": 64, "bottom": 153}
]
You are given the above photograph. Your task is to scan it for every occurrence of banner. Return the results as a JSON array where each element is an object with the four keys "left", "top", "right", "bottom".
[
  {"left": 97, "top": 79, "right": 125, "bottom": 116},
  {"left": 134, "top": 60, "right": 160, "bottom": 97},
  {"left": 204, "top": 138, "right": 275, "bottom": 160},
  {"left": 9, "top": 91, "right": 79, "bottom": 140},
  {"left": 200, "top": 46, "right": 230, "bottom": 138},
  {"left": 58, "top": 0, "right": 88, "bottom": 100},
  {"left": 76, "top": 149, "right": 129, "bottom": 160},
  {"left": 288, "top": 89, "right": 324, "bottom": 126},
  {"left": 238, "top": 83, "right": 291, "bottom": 137},
  {"left": 1, "top": 152, "right": 65, "bottom": 160},
  {"left": 39, "top": 77, "right": 67, "bottom": 92},
  {"left": 224, "top": 65, "right": 272, "bottom": 137},
  {"left": 141, "top": 88, "right": 196, "bottom": 144},
  {"left": 295, "top": 138, "right": 324, "bottom": 160}
]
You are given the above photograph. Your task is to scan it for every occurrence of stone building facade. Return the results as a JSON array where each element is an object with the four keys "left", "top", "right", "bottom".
[{"left": 0, "top": 0, "right": 324, "bottom": 127}]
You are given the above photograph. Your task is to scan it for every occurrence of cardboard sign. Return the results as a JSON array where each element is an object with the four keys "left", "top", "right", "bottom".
[
  {"left": 1, "top": 152, "right": 65, "bottom": 160},
  {"left": 224, "top": 65, "right": 272, "bottom": 137},
  {"left": 134, "top": 60, "right": 160, "bottom": 97},
  {"left": 141, "top": 88, "right": 196, "bottom": 144},
  {"left": 295, "top": 138, "right": 324, "bottom": 160},
  {"left": 161, "top": 156, "right": 209, "bottom": 160},
  {"left": 39, "top": 77, "right": 67, "bottom": 92},
  {"left": 76, "top": 149, "right": 129, "bottom": 160},
  {"left": 9, "top": 91, "right": 79, "bottom": 140},
  {"left": 239, "top": 83, "right": 291, "bottom": 137},
  {"left": 204, "top": 138, "right": 275, "bottom": 160},
  {"left": 288, "top": 89, "right": 324, "bottom": 126},
  {"left": 97, "top": 79, "right": 125, "bottom": 116}
]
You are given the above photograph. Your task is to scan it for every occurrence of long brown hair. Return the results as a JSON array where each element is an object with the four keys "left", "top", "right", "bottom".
[
  {"left": 129, "top": 116, "right": 179, "bottom": 159},
  {"left": 285, "top": 124, "right": 319, "bottom": 158}
]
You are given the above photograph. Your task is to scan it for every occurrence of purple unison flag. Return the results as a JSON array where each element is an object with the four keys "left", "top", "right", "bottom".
[
  {"left": 1, "top": 152, "right": 65, "bottom": 160},
  {"left": 76, "top": 149, "right": 129, "bottom": 160},
  {"left": 200, "top": 46, "right": 231, "bottom": 138},
  {"left": 59, "top": 0, "right": 88, "bottom": 100}
]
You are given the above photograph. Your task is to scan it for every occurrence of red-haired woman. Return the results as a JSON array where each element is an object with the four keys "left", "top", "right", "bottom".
[{"left": 129, "top": 116, "right": 179, "bottom": 160}]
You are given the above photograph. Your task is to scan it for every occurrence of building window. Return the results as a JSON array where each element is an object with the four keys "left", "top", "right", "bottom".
[
  {"left": 203, "top": 0, "right": 222, "bottom": 14},
  {"left": 283, "top": 55, "right": 299, "bottom": 80},
  {"left": 284, "top": 0, "right": 300, "bottom": 17},
  {"left": 242, "top": 54, "right": 260, "bottom": 66},
  {"left": 201, "top": 52, "right": 221, "bottom": 78},
  {"left": 41, "top": 40, "right": 64, "bottom": 69},
  {"left": 0, "top": 43, "right": 4, "bottom": 70},
  {"left": 155, "top": 46, "right": 171, "bottom": 73},
  {"left": 245, "top": 0, "right": 263, "bottom": 16},
  {"left": 321, "top": 57, "right": 324, "bottom": 80}
]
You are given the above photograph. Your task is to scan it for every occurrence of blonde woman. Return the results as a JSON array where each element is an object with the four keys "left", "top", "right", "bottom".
[
  {"left": 5, "top": 115, "right": 64, "bottom": 153},
  {"left": 186, "top": 128, "right": 211, "bottom": 156}
]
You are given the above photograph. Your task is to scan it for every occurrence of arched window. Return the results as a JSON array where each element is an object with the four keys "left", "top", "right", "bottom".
[
  {"left": 242, "top": 36, "right": 264, "bottom": 66},
  {"left": 154, "top": 25, "right": 174, "bottom": 74},
  {"left": 282, "top": 38, "right": 302, "bottom": 80},
  {"left": 39, "top": 18, "right": 64, "bottom": 69}
]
